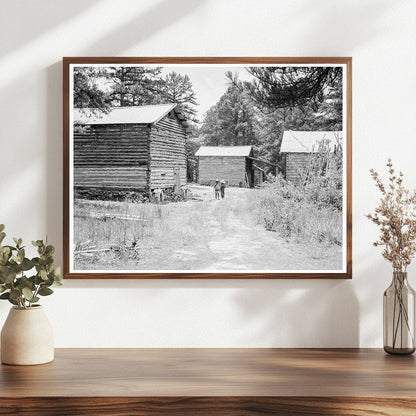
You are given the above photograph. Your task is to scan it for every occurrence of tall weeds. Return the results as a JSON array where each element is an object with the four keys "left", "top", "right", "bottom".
[{"left": 251, "top": 174, "right": 342, "bottom": 245}]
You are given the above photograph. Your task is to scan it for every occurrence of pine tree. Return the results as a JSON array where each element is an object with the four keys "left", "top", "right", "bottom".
[
  {"left": 73, "top": 66, "right": 163, "bottom": 110},
  {"left": 159, "top": 72, "right": 198, "bottom": 122},
  {"left": 200, "top": 75, "right": 257, "bottom": 147},
  {"left": 245, "top": 66, "right": 342, "bottom": 112},
  {"left": 73, "top": 67, "right": 111, "bottom": 111},
  {"left": 108, "top": 66, "right": 163, "bottom": 107}
]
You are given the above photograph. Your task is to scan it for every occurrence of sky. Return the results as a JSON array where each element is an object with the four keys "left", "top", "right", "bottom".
[{"left": 160, "top": 65, "right": 255, "bottom": 123}]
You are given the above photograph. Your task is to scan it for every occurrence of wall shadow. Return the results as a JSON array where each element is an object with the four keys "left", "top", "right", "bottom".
[
  {"left": 289, "top": 0, "right": 393, "bottom": 52},
  {"left": 47, "top": 0, "right": 205, "bottom": 266},
  {"left": 46, "top": 62, "right": 63, "bottom": 263},
  {"left": 83, "top": 0, "right": 206, "bottom": 55},
  {"left": 232, "top": 279, "right": 359, "bottom": 347},
  {"left": 2, "top": 0, "right": 401, "bottom": 346},
  {"left": 0, "top": 0, "right": 101, "bottom": 56}
]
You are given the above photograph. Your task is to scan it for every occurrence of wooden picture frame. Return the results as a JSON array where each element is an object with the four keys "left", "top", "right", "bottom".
[{"left": 63, "top": 57, "right": 352, "bottom": 279}]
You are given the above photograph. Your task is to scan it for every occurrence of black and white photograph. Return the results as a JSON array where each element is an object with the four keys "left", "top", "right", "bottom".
[{"left": 64, "top": 58, "right": 351, "bottom": 278}]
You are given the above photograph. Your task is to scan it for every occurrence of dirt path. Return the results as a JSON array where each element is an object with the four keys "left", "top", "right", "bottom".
[
  {"left": 165, "top": 185, "right": 342, "bottom": 271},
  {"left": 74, "top": 185, "right": 342, "bottom": 271}
]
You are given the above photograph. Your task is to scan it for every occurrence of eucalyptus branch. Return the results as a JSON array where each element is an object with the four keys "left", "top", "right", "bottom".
[{"left": 0, "top": 225, "right": 62, "bottom": 309}]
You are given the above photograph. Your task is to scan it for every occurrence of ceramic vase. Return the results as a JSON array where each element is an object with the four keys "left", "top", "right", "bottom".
[{"left": 1, "top": 305, "right": 54, "bottom": 365}]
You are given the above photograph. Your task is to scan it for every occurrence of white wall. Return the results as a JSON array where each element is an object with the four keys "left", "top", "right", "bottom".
[{"left": 0, "top": 0, "right": 415, "bottom": 347}]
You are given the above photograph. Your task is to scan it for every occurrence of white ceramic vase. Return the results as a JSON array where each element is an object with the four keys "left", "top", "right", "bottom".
[{"left": 1, "top": 305, "right": 54, "bottom": 365}]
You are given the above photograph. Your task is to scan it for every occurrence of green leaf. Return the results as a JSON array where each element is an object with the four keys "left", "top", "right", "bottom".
[
  {"left": 0, "top": 232, "right": 6, "bottom": 244},
  {"left": 0, "top": 248, "right": 10, "bottom": 266},
  {"left": 52, "top": 267, "right": 63, "bottom": 285},
  {"left": 0, "top": 286, "right": 7, "bottom": 294},
  {"left": 17, "top": 276, "right": 35, "bottom": 290},
  {"left": 13, "top": 237, "right": 22, "bottom": 248},
  {"left": 42, "top": 276, "right": 54, "bottom": 287},
  {"left": 0, "top": 291, "right": 17, "bottom": 306},
  {"left": 32, "top": 240, "right": 43, "bottom": 247},
  {"left": 17, "top": 248, "right": 25, "bottom": 263},
  {"left": 0, "top": 224, "right": 5, "bottom": 232},
  {"left": 22, "top": 287, "right": 39, "bottom": 303},
  {"left": 22, "top": 287, "right": 35, "bottom": 302},
  {"left": 0, "top": 246, "right": 10, "bottom": 255},
  {"left": 4, "top": 245, "right": 17, "bottom": 251},
  {"left": 39, "top": 269, "right": 48, "bottom": 281},
  {"left": 2, "top": 271, "right": 17, "bottom": 284},
  {"left": 43, "top": 256, "right": 54, "bottom": 266},
  {"left": 20, "top": 258, "right": 33, "bottom": 271},
  {"left": 34, "top": 274, "right": 43, "bottom": 285},
  {"left": 38, "top": 287, "right": 53, "bottom": 296},
  {"left": 50, "top": 266, "right": 61, "bottom": 278},
  {"left": 45, "top": 245, "right": 55, "bottom": 256},
  {"left": 9, "top": 288, "right": 21, "bottom": 301},
  {"left": 8, "top": 297, "right": 18, "bottom": 306}
]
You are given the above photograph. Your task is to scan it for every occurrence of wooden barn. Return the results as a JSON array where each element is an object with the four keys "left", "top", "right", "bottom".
[
  {"left": 280, "top": 131, "right": 342, "bottom": 184},
  {"left": 195, "top": 146, "right": 266, "bottom": 187},
  {"left": 73, "top": 103, "right": 189, "bottom": 193}
]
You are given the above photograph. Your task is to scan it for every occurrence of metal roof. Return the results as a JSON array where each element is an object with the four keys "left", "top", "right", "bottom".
[
  {"left": 73, "top": 104, "right": 189, "bottom": 131},
  {"left": 195, "top": 146, "right": 253, "bottom": 157},
  {"left": 280, "top": 131, "right": 342, "bottom": 153}
]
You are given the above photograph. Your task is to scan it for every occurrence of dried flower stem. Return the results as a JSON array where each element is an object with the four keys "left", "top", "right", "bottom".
[{"left": 366, "top": 159, "right": 416, "bottom": 272}]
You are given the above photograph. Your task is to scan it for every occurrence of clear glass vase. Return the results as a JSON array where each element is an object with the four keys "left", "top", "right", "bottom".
[{"left": 383, "top": 271, "right": 415, "bottom": 355}]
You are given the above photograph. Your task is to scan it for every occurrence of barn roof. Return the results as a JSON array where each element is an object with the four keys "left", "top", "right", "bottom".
[
  {"left": 195, "top": 146, "right": 253, "bottom": 157},
  {"left": 280, "top": 131, "right": 342, "bottom": 153},
  {"left": 73, "top": 103, "right": 189, "bottom": 131}
]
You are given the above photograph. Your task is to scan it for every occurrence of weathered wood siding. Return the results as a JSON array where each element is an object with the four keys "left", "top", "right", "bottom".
[
  {"left": 149, "top": 114, "right": 187, "bottom": 189},
  {"left": 253, "top": 168, "right": 264, "bottom": 187},
  {"left": 198, "top": 156, "right": 247, "bottom": 186},
  {"left": 73, "top": 124, "right": 150, "bottom": 191},
  {"left": 74, "top": 167, "right": 148, "bottom": 190},
  {"left": 283, "top": 152, "right": 310, "bottom": 184}
]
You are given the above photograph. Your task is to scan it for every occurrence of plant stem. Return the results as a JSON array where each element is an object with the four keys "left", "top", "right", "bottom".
[{"left": 391, "top": 275, "right": 415, "bottom": 350}]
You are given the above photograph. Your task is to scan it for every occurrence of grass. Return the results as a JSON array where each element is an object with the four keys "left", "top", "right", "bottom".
[
  {"left": 73, "top": 198, "right": 211, "bottom": 270},
  {"left": 73, "top": 181, "right": 343, "bottom": 271},
  {"left": 249, "top": 176, "right": 343, "bottom": 246}
]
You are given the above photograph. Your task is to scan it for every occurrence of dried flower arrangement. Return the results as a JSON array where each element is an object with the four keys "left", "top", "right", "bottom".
[
  {"left": 367, "top": 159, "right": 416, "bottom": 354},
  {"left": 367, "top": 159, "right": 416, "bottom": 272}
]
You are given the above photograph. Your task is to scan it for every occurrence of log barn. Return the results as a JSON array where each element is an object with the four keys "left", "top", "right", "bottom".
[
  {"left": 73, "top": 103, "right": 189, "bottom": 193},
  {"left": 195, "top": 146, "right": 265, "bottom": 187},
  {"left": 280, "top": 131, "right": 342, "bottom": 184}
]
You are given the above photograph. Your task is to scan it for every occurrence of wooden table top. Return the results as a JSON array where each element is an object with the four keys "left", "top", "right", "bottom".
[{"left": 1, "top": 348, "right": 415, "bottom": 398}]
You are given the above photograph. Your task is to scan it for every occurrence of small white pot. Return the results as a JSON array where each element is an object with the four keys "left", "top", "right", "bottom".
[{"left": 1, "top": 305, "right": 54, "bottom": 365}]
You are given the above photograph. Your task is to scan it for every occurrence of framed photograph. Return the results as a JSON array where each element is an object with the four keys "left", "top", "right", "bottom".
[{"left": 63, "top": 57, "right": 352, "bottom": 279}]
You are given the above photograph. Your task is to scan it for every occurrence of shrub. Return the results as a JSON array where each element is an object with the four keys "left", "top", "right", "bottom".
[{"left": 251, "top": 175, "right": 342, "bottom": 245}]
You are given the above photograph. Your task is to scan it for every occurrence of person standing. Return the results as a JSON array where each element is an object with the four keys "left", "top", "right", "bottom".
[
  {"left": 213, "top": 179, "right": 221, "bottom": 200},
  {"left": 220, "top": 180, "right": 226, "bottom": 199}
]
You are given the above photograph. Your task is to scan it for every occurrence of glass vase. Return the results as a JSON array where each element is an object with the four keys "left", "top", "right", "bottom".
[{"left": 383, "top": 271, "right": 415, "bottom": 355}]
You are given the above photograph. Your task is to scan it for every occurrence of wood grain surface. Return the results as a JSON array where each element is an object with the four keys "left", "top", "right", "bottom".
[{"left": 0, "top": 348, "right": 415, "bottom": 415}]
